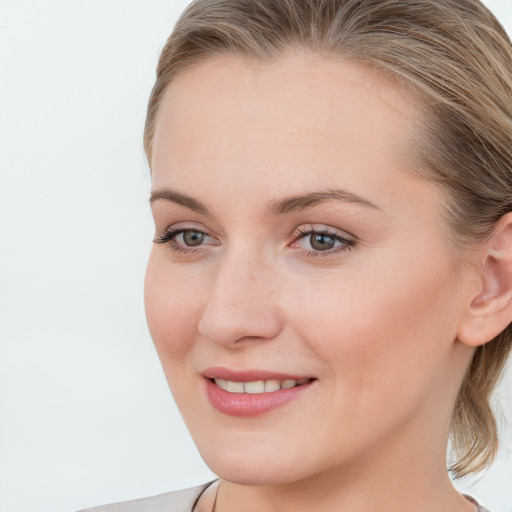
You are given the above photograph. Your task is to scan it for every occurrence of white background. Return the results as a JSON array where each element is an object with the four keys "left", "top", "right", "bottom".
[{"left": 1, "top": 1, "right": 511, "bottom": 511}]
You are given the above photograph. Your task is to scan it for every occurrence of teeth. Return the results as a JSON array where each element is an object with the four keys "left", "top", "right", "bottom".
[
  {"left": 244, "top": 381, "right": 265, "bottom": 393},
  {"left": 280, "top": 379, "right": 296, "bottom": 389},
  {"left": 264, "top": 379, "right": 281, "bottom": 392},
  {"left": 226, "top": 381, "right": 244, "bottom": 393},
  {"left": 215, "top": 379, "right": 229, "bottom": 391},
  {"left": 214, "top": 378, "right": 310, "bottom": 394}
]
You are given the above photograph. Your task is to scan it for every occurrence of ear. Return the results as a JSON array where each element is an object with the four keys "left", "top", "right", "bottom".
[{"left": 457, "top": 212, "right": 512, "bottom": 347}]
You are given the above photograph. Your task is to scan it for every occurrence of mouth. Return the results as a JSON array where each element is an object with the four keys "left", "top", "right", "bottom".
[
  {"left": 202, "top": 368, "right": 317, "bottom": 417},
  {"left": 211, "top": 377, "right": 312, "bottom": 394}
]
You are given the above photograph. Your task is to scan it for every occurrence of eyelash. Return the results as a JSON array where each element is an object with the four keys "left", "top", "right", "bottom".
[
  {"left": 293, "top": 226, "right": 356, "bottom": 257},
  {"left": 153, "top": 228, "right": 215, "bottom": 254},
  {"left": 153, "top": 225, "right": 356, "bottom": 257}
]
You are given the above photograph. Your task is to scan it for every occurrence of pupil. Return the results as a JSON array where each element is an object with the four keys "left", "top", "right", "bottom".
[
  {"left": 310, "top": 233, "right": 335, "bottom": 251},
  {"left": 183, "top": 231, "right": 204, "bottom": 246}
]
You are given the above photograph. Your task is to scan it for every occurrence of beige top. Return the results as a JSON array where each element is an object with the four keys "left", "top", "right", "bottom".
[
  {"left": 78, "top": 482, "right": 492, "bottom": 512},
  {"left": 78, "top": 482, "right": 212, "bottom": 512}
]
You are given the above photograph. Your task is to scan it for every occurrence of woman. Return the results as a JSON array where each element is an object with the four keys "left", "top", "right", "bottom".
[{"left": 82, "top": 0, "right": 512, "bottom": 510}]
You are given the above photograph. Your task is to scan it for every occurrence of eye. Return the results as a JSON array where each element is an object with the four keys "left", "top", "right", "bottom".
[
  {"left": 179, "top": 230, "right": 206, "bottom": 247},
  {"left": 309, "top": 232, "right": 338, "bottom": 251},
  {"left": 292, "top": 225, "right": 355, "bottom": 255},
  {"left": 153, "top": 226, "right": 218, "bottom": 253}
]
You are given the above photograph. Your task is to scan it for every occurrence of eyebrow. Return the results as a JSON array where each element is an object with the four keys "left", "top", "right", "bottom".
[
  {"left": 149, "top": 189, "right": 210, "bottom": 215},
  {"left": 149, "top": 187, "right": 380, "bottom": 216},
  {"left": 266, "top": 189, "right": 381, "bottom": 215}
]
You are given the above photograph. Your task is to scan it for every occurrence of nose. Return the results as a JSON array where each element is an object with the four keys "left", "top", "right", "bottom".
[{"left": 197, "top": 254, "right": 283, "bottom": 348}]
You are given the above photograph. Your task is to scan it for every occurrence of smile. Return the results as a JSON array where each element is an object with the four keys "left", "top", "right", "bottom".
[
  {"left": 203, "top": 371, "right": 316, "bottom": 417},
  {"left": 213, "top": 378, "right": 311, "bottom": 394}
]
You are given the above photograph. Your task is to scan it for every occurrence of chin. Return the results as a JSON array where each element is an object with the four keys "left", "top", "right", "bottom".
[
  {"left": 207, "top": 460, "right": 305, "bottom": 486},
  {"left": 196, "top": 436, "right": 324, "bottom": 486}
]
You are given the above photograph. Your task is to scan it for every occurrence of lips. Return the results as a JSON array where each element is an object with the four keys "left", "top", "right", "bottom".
[
  {"left": 202, "top": 367, "right": 316, "bottom": 417},
  {"left": 214, "top": 377, "right": 311, "bottom": 393}
]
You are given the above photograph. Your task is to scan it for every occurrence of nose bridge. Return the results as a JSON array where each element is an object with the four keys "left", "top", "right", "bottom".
[
  {"left": 198, "top": 249, "right": 282, "bottom": 346},
  {"left": 223, "top": 250, "right": 258, "bottom": 287}
]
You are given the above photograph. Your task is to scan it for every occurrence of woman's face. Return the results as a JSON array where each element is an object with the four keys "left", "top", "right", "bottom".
[{"left": 145, "top": 54, "right": 476, "bottom": 484}]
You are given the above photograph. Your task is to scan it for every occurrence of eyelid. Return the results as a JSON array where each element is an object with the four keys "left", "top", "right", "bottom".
[
  {"left": 153, "top": 222, "right": 355, "bottom": 257},
  {"left": 292, "top": 224, "right": 356, "bottom": 242},
  {"left": 153, "top": 223, "right": 220, "bottom": 251},
  {"left": 290, "top": 224, "right": 357, "bottom": 255}
]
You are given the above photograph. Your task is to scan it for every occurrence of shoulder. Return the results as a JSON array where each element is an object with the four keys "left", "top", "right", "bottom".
[
  {"left": 476, "top": 503, "right": 494, "bottom": 512},
  {"left": 463, "top": 494, "right": 494, "bottom": 512},
  {"left": 77, "top": 481, "right": 215, "bottom": 512}
]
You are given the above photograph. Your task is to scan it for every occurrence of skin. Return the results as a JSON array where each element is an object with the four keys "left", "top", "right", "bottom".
[{"left": 145, "top": 53, "right": 481, "bottom": 512}]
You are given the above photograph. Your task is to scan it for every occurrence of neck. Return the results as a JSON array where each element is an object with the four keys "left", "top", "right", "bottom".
[
  {"left": 215, "top": 463, "right": 474, "bottom": 512},
  {"left": 212, "top": 418, "right": 475, "bottom": 512}
]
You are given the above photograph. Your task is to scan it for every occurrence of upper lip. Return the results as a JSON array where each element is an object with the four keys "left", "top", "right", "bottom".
[{"left": 201, "top": 366, "right": 314, "bottom": 382}]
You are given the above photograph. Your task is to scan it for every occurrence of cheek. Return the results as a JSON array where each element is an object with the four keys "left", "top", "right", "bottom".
[
  {"left": 287, "top": 255, "right": 460, "bottom": 396},
  {"left": 144, "top": 251, "right": 205, "bottom": 363}
]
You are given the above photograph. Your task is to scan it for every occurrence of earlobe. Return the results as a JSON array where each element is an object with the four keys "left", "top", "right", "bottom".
[{"left": 458, "top": 212, "right": 512, "bottom": 347}]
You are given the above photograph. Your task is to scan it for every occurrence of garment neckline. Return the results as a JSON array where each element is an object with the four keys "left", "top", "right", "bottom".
[
  {"left": 191, "top": 480, "right": 218, "bottom": 512},
  {"left": 192, "top": 482, "right": 483, "bottom": 512}
]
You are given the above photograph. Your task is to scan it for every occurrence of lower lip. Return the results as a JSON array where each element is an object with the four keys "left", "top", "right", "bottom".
[{"left": 205, "top": 378, "right": 315, "bottom": 417}]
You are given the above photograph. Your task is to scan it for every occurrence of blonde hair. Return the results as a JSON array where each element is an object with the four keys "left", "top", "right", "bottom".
[{"left": 144, "top": 0, "right": 512, "bottom": 478}]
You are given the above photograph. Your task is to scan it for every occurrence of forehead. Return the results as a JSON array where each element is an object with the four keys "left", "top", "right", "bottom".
[{"left": 151, "top": 53, "right": 427, "bottom": 210}]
